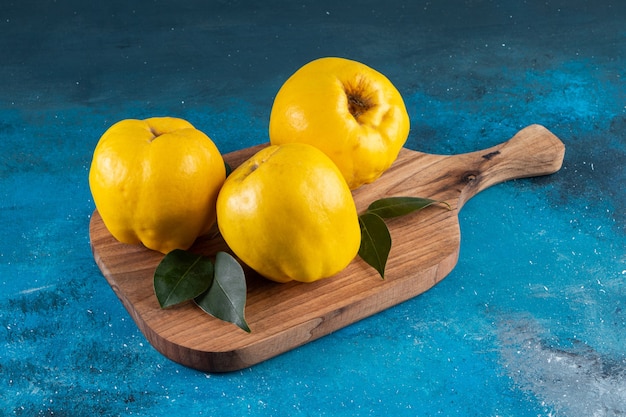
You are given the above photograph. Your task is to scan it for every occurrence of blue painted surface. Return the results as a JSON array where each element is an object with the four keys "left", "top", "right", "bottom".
[{"left": 1, "top": 1, "right": 624, "bottom": 416}]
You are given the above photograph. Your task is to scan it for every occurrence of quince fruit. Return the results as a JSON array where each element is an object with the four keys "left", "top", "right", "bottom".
[
  {"left": 216, "top": 143, "right": 361, "bottom": 283},
  {"left": 89, "top": 117, "right": 226, "bottom": 254},
  {"left": 269, "top": 57, "right": 410, "bottom": 190}
]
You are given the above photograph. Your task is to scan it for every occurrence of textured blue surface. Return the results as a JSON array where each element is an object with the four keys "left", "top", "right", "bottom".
[{"left": 1, "top": 1, "right": 625, "bottom": 416}]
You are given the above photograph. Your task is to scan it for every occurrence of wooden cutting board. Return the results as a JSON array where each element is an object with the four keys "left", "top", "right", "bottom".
[{"left": 89, "top": 124, "right": 565, "bottom": 372}]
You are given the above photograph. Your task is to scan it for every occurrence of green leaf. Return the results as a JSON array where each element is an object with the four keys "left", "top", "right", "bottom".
[
  {"left": 358, "top": 212, "right": 392, "bottom": 279},
  {"left": 366, "top": 196, "right": 450, "bottom": 219},
  {"left": 154, "top": 249, "right": 214, "bottom": 309},
  {"left": 224, "top": 161, "right": 233, "bottom": 177},
  {"left": 195, "top": 252, "right": 251, "bottom": 332}
]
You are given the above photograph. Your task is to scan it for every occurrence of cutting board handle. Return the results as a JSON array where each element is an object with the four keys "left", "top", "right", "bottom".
[{"left": 457, "top": 124, "right": 565, "bottom": 204}]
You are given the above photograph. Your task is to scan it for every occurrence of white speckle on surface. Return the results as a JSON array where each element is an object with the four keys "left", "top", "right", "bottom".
[
  {"left": 18, "top": 285, "right": 55, "bottom": 295},
  {"left": 498, "top": 316, "right": 626, "bottom": 416}
]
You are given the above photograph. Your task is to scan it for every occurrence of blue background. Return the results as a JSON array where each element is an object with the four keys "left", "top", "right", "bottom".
[{"left": 1, "top": 1, "right": 625, "bottom": 416}]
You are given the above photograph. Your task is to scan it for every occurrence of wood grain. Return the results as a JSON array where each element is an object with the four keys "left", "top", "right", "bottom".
[{"left": 89, "top": 124, "right": 565, "bottom": 372}]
